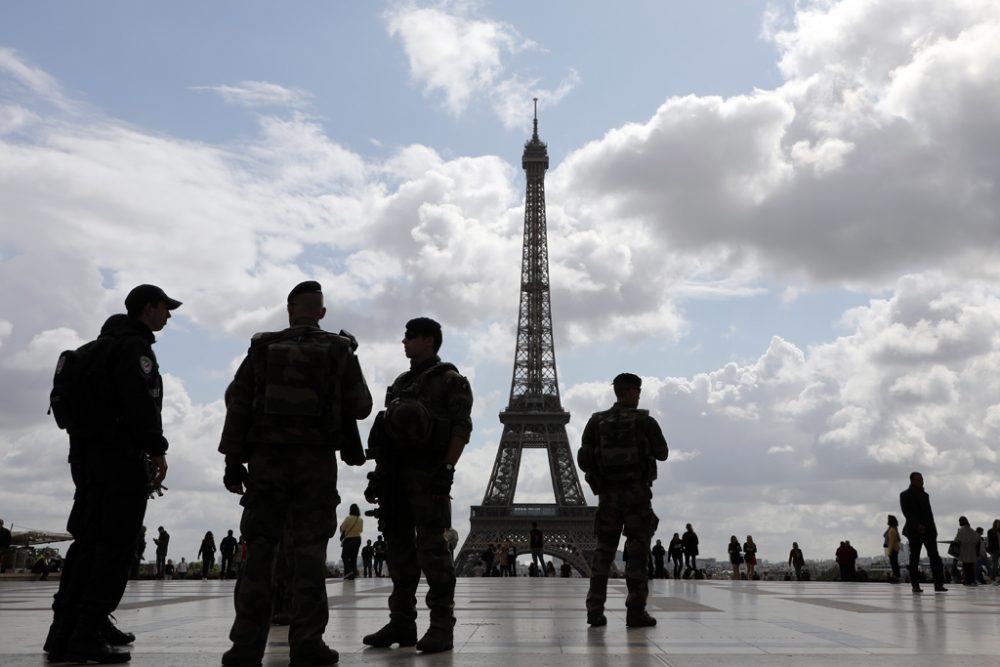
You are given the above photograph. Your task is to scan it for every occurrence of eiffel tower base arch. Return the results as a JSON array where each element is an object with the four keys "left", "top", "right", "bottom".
[{"left": 454, "top": 505, "right": 600, "bottom": 577}]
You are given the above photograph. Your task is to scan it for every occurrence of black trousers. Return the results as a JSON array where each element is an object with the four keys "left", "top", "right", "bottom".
[
  {"left": 907, "top": 535, "right": 945, "bottom": 589},
  {"left": 672, "top": 557, "right": 682, "bottom": 579},
  {"left": 52, "top": 449, "right": 148, "bottom": 623},
  {"left": 341, "top": 536, "right": 361, "bottom": 576}
]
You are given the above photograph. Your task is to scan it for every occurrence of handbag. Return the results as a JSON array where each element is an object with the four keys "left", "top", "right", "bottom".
[{"left": 947, "top": 541, "right": 960, "bottom": 559}]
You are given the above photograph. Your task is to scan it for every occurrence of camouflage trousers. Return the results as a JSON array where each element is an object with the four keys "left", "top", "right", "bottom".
[
  {"left": 587, "top": 485, "right": 658, "bottom": 614},
  {"left": 382, "top": 465, "right": 456, "bottom": 631},
  {"left": 229, "top": 445, "right": 339, "bottom": 656}
]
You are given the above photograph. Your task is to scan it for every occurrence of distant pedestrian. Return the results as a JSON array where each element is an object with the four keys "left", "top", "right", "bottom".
[
  {"left": 835, "top": 541, "right": 852, "bottom": 581},
  {"left": 651, "top": 540, "right": 666, "bottom": 579},
  {"left": 953, "top": 516, "right": 979, "bottom": 586},
  {"left": 498, "top": 540, "right": 512, "bottom": 577},
  {"left": 668, "top": 533, "right": 683, "bottom": 579},
  {"left": 481, "top": 544, "right": 496, "bottom": 576},
  {"left": 443, "top": 527, "right": 459, "bottom": 563},
  {"left": 728, "top": 536, "right": 742, "bottom": 580},
  {"left": 362, "top": 540, "right": 374, "bottom": 578},
  {"left": 987, "top": 519, "right": 1000, "bottom": 585},
  {"left": 899, "top": 471, "right": 947, "bottom": 593},
  {"left": 0, "top": 519, "right": 12, "bottom": 573},
  {"left": 164, "top": 560, "right": 174, "bottom": 580},
  {"left": 373, "top": 536, "right": 386, "bottom": 577},
  {"left": 220, "top": 530, "right": 238, "bottom": 580},
  {"left": 788, "top": 542, "right": 805, "bottom": 581},
  {"left": 529, "top": 522, "right": 545, "bottom": 572},
  {"left": 975, "top": 527, "right": 988, "bottom": 584},
  {"left": 545, "top": 561, "right": 556, "bottom": 577},
  {"left": 153, "top": 526, "right": 170, "bottom": 579},
  {"left": 177, "top": 557, "right": 189, "bottom": 579},
  {"left": 198, "top": 531, "right": 216, "bottom": 579},
  {"left": 884, "top": 515, "right": 901, "bottom": 583},
  {"left": 339, "top": 504, "right": 363, "bottom": 580},
  {"left": 743, "top": 536, "right": 758, "bottom": 580},
  {"left": 233, "top": 537, "right": 246, "bottom": 579},
  {"left": 682, "top": 524, "right": 699, "bottom": 573}
]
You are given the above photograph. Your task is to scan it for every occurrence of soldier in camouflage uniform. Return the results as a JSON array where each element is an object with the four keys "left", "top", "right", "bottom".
[
  {"left": 577, "top": 373, "right": 668, "bottom": 628},
  {"left": 362, "top": 317, "right": 473, "bottom": 653},
  {"left": 219, "top": 281, "right": 372, "bottom": 667}
]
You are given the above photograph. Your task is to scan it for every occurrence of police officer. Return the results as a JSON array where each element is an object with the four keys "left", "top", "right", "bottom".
[
  {"left": 219, "top": 281, "right": 372, "bottom": 667},
  {"left": 44, "top": 284, "right": 179, "bottom": 663},
  {"left": 362, "top": 317, "right": 473, "bottom": 653},
  {"left": 577, "top": 372, "right": 668, "bottom": 628}
]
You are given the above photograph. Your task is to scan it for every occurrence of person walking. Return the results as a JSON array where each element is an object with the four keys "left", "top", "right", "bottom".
[
  {"left": 153, "top": 526, "right": 170, "bottom": 580},
  {"left": 198, "top": 532, "right": 216, "bottom": 580},
  {"left": 884, "top": 515, "right": 901, "bottom": 583},
  {"left": 339, "top": 504, "right": 364, "bottom": 580},
  {"left": 361, "top": 540, "right": 374, "bottom": 578},
  {"left": 219, "top": 280, "right": 372, "bottom": 667},
  {"left": 362, "top": 317, "right": 473, "bottom": 654},
  {"left": 529, "top": 522, "right": 545, "bottom": 572},
  {"left": 578, "top": 373, "right": 669, "bottom": 628},
  {"left": 651, "top": 540, "right": 666, "bottom": 579},
  {"left": 668, "top": 533, "right": 683, "bottom": 579},
  {"left": 788, "top": 542, "right": 805, "bottom": 581},
  {"left": 177, "top": 557, "right": 189, "bottom": 580},
  {"left": 373, "top": 536, "right": 386, "bottom": 577},
  {"left": 953, "top": 516, "right": 980, "bottom": 586},
  {"left": 681, "top": 524, "right": 699, "bottom": 574},
  {"left": 743, "top": 536, "right": 758, "bottom": 580},
  {"left": 728, "top": 536, "right": 743, "bottom": 580},
  {"left": 899, "top": 471, "right": 947, "bottom": 593},
  {"left": 987, "top": 519, "right": 1000, "bottom": 585},
  {"left": 44, "top": 284, "right": 179, "bottom": 664},
  {"left": 219, "top": 530, "right": 238, "bottom": 580}
]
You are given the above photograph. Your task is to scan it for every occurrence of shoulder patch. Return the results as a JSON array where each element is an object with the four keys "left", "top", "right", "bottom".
[{"left": 139, "top": 356, "right": 154, "bottom": 375}]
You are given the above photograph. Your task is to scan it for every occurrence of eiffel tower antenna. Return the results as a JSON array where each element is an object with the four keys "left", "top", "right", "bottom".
[{"left": 455, "top": 103, "right": 599, "bottom": 576}]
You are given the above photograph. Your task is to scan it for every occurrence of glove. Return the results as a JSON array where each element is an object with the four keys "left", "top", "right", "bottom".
[
  {"left": 224, "top": 463, "right": 249, "bottom": 494},
  {"left": 430, "top": 463, "right": 454, "bottom": 497}
]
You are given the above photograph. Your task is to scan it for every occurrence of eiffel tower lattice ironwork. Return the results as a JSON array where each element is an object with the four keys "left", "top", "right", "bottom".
[{"left": 455, "top": 102, "right": 598, "bottom": 576}]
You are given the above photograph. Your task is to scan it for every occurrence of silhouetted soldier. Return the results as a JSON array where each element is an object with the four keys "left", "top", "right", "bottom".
[
  {"left": 900, "top": 471, "right": 947, "bottom": 593},
  {"left": 578, "top": 373, "right": 668, "bottom": 627},
  {"left": 45, "top": 284, "right": 179, "bottom": 663},
  {"left": 363, "top": 317, "right": 473, "bottom": 653},
  {"left": 219, "top": 281, "right": 372, "bottom": 666}
]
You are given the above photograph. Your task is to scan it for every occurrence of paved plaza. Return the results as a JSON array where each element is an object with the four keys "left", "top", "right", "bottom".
[{"left": 3, "top": 577, "right": 1000, "bottom": 666}]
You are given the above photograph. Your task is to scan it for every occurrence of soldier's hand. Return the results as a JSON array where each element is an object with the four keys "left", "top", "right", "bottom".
[
  {"left": 430, "top": 463, "right": 454, "bottom": 497},
  {"left": 224, "top": 463, "right": 249, "bottom": 495},
  {"left": 149, "top": 455, "right": 168, "bottom": 487}
]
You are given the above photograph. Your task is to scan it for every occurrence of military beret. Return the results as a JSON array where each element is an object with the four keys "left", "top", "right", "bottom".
[
  {"left": 125, "top": 284, "right": 182, "bottom": 313},
  {"left": 287, "top": 281, "right": 322, "bottom": 303},
  {"left": 405, "top": 317, "right": 441, "bottom": 338},
  {"left": 612, "top": 372, "right": 642, "bottom": 388}
]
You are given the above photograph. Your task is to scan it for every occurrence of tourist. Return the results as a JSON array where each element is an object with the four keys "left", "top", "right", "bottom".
[
  {"left": 339, "top": 504, "right": 363, "bottom": 580},
  {"left": 682, "top": 524, "right": 699, "bottom": 574},
  {"left": 743, "top": 535, "right": 758, "bottom": 580},
  {"left": 728, "top": 536, "right": 742, "bottom": 580},
  {"left": 899, "top": 472, "right": 946, "bottom": 593},
  {"left": 198, "top": 531, "right": 216, "bottom": 579},
  {"left": 953, "top": 516, "right": 979, "bottom": 586},
  {"left": 668, "top": 533, "right": 683, "bottom": 579},
  {"left": 788, "top": 542, "right": 805, "bottom": 581}
]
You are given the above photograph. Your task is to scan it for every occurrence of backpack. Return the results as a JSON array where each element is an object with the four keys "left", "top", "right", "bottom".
[
  {"left": 48, "top": 337, "right": 117, "bottom": 433},
  {"left": 594, "top": 408, "right": 650, "bottom": 483}
]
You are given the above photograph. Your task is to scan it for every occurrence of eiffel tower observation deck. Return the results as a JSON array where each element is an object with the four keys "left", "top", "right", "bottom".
[{"left": 454, "top": 101, "right": 599, "bottom": 576}]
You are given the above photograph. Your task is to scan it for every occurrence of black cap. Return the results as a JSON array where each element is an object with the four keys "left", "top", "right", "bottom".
[
  {"left": 405, "top": 317, "right": 441, "bottom": 338},
  {"left": 125, "top": 284, "right": 182, "bottom": 314},
  {"left": 612, "top": 372, "right": 642, "bottom": 388},
  {"left": 287, "top": 281, "right": 322, "bottom": 303}
]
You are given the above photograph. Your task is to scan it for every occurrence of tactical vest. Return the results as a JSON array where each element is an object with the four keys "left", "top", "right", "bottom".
[
  {"left": 384, "top": 361, "right": 457, "bottom": 453},
  {"left": 594, "top": 407, "right": 653, "bottom": 484},
  {"left": 248, "top": 328, "right": 345, "bottom": 443}
]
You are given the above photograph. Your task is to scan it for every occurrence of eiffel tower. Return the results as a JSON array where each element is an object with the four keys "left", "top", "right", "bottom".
[{"left": 454, "top": 101, "right": 599, "bottom": 576}]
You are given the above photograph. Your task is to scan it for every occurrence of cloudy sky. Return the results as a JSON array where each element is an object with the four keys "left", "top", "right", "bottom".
[{"left": 2, "top": 0, "right": 1000, "bottom": 569}]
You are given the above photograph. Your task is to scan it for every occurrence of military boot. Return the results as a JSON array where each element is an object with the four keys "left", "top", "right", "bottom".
[
  {"left": 43, "top": 612, "right": 74, "bottom": 662},
  {"left": 221, "top": 645, "right": 264, "bottom": 667},
  {"left": 289, "top": 640, "right": 339, "bottom": 666},
  {"left": 625, "top": 610, "right": 657, "bottom": 628},
  {"left": 586, "top": 610, "right": 607, "bottom": 627},
  {"left": 415, "top": 626, "right": 453, "bottom": 654},
  {"left": 66, "top": 616, "right": 131, "bottom": 664},
  {"left": 361, "top": 622, "right": 417, "bottom": 648},
  {"left": 586, "top": 574, "right": 609, "bottom": 627},
  {"left": 101, "top": 615, "right": 136, "bottom": 646}
]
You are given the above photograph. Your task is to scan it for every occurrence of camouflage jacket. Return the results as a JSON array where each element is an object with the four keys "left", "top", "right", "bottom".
[
  {"left": 219, "top": 324, "right": 373, "bottom": 461},
  {"left": 578, "top": 401, "right": 668, "bottom": 490},
  {"left": 385, "top": 354, "right": 473, "bottom": 461}
]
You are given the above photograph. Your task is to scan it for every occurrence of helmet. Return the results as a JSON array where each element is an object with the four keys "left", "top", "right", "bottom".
[{"left": 384, "top": 398, "right": 433, "bottom": 445}]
